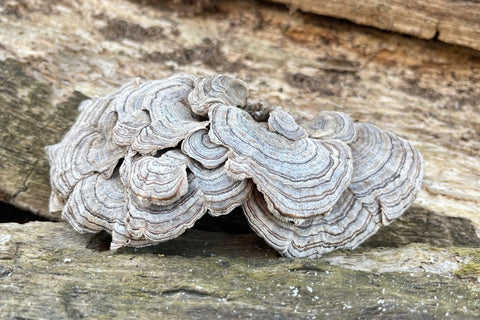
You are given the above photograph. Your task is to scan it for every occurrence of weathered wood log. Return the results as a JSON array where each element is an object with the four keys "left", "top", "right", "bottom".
[
  {"left": 0, "top": 0, "right": 479, "bottom": 317},
  {"left": 269, "top": 0, "right": 480, "bottom": 52},
  {"left": 1, "top": 221, "right": 479, "bottom": 319}
]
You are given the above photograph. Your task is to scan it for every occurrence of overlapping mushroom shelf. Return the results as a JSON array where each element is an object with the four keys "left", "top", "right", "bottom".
[{"left": 46, "top": 74, "right": 424, "bottom": 258}]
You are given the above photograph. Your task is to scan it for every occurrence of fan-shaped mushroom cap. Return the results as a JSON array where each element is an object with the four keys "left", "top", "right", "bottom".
[
  {"left": 120, "top": 150, "right": 190, "bottom": 208},
  {"left": 121, "top": 174, "right": 206, "bottom": 246},
  {"left": 348, "top": 123, "right": 424, "bottom": 224},
  {"left": 208, "top": 104, "right": 353, "bottom": 220},
  {"left": 243, "top": 122, "right": 423, "bottom": 258},
  {"left": 243, "top": 187, "right": 381, "bottom": 258},
  {"left": 188, "top": 75, "right": 248, "bottom": 116},
  {"left": 45, "top": 82, "right": 140, "bottom": 202},
  {"left": 113, "top": 109, "right": 151, "bottom": 147},
  {"left": 130, "top": 74, "right": 208, "bottom": 155},
  {"left": 62, "top": 172, "right": 125, "bottom": 234},
  {"left": 188, "top": 160, "right": 253, "bottom": 216},
  {"left": 181, "top": 128, "right": 228, "bottom": 169},
  {"left": 303, "top": 111, "right": 356, "bottom": 143},
  {"left": 110, "top": 79, "right": 151, "bottom": 147},
  {"left": 268, "top": 109, "right": 307, "bottom": 140},
  {"left": 105, "top": 78, "right": 151, "bottom": 147},
  {"left": 46, "top": 125, "right": 124, "bottom": 200}
]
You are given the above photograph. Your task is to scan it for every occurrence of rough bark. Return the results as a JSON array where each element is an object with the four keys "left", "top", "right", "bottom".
[
  {"left": 0, "top": 0, "right": 479, "bottom": 318},
  {"left": 269, "top": 0, "right": 480, "bottom": 52}
]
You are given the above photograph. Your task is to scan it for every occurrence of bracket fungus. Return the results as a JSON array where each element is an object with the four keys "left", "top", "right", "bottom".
[{"left": 46, "top": 74, "right": 424, "bottom": 258}]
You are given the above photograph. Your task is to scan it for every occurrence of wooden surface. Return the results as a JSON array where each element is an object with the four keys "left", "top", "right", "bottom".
[
  {"left": 0, "top": 0, "right": 479, "bottom": 317},
  {"left": 1, "top": 222, "right": 479, "bottom": 319},
  {"left": 269, "top": 0, "right": 480, "bottom": 51}
]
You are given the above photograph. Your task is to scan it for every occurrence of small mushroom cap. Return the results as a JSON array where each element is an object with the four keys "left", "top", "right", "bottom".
[
  {"left": 348, "top": 123, "right": 424, "bottom": 224},
  {"left": 268, "top": 109, "right": 307, "bottom": 140},
  {"left": 122, "top": 174, "right": 206, "bottom": 245},
  {"left": 181, "top": 128, "right": 228, "bottom": 169},
  {"left": 243, "top": 187, "right": 381, "bottom": 258},
  {"left": 303, "top": 111, "right": 356, "bottom": 143},
  {"left": 188, "top": 160, "right": 253, "bottom": 216},
  {"left": 113, "top": 110, "right": 150, "bottom": 148},
  {"left": 46, "top": 126, "right": 124, "bottom": 199},
  {"left": 45, "top": 88, "right": 130, "bottom": 200},
  {"left": 188, "top": 75, "right": 248, "bottom": 116},
  {"left": 120, "top": 150, "right": 190, "bottom": 208},
  {"left": 108, "top": 78, "right": 151, "bottom": 147},
  {"left": 62, "top": 172, "right": 125, "bottom": 234},
  {"left": 130, "top": 74, "right": 208, "bottom": 155},
  {"left": 208, "top": 104, "right": 353, "bottom": 220}
]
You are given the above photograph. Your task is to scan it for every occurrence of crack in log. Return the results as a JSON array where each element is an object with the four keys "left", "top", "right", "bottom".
[
  {"left": 161, "top": 287, "right": 224, "bottom": 299},
  {"left": 12, "top": 158, "right": 39, "bottom": 200}
]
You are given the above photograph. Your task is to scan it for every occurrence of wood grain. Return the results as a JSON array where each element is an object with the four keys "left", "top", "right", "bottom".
[
  {"left": 269, "top": 0, "right": 480, "bottom": 51},
  {"left": 0, "top": 221, "right": 479, "bottom": 318}
]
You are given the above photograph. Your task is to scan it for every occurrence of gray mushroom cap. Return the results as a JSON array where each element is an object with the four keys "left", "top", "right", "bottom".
[
  {"left": 128, "top": 74, "right": 208, "bottom": 155},
  {"left": 120, "top": 150, "right": 190, "bottom": 208},
  {"left": 45, "top": 106, "right": 125, "bottom": 201},
  {"left": 208, "top": 103, "right": 353, "bottom": 221},
  {"left": 348, "top": 123, "right": 424, "bottom": 223},
  {"left": 62, "top": 172, "right": 125, "bottom": 235},
  {"left": 119, "top": 174, "right": 206, "bottom": 248},
  {"left": 268, "top": 109, "right": 307, "bottom": 140},
  {"left": 188, "top": 160, "right": 253, "bottom": 216},
  {"left": 188, "top": 74, "right": 248, "bottom": 116},
  {"left": 243, "top": 187, "right": 380, "bottom": 258},
  {"left": 303, "top": 111, "right": 356, "bottom": 143},
  {"left": 181, "top": 128, "right": 229, "bottom": 169}
]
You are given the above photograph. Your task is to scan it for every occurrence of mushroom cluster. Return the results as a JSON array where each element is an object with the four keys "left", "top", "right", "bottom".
[{"left": 46, "top": 74, "right": 424, "bottom": 258}]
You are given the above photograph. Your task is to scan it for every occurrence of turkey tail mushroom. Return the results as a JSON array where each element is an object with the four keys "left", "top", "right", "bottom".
[
  {"left": 347, "top": 123, "right": 424, "bottom": 224},
  {"left": 120, "top": 175, "right": 207, "bottom": 248},
  {"left": 46, "top": 73, "right": 423, "bottom": 257},
  {"left": 62, "top": 172, "right": 126, "bottom": 234},
  {"left": 302, "top": 111, "right": 356, "bottom": 143},
  {"left": 188, "top": 160, "right": 253, "bottom": 216},
  {"left": 127, "top": 74, "right": 208, "bottom": 155},
  {"left": 268, "top": 109, "right": 307, "bottom": 140}
]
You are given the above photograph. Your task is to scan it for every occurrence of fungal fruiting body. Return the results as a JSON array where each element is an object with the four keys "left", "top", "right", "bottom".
[{"left": 46, "top": 74, "right": 424, "bottom": 258}]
